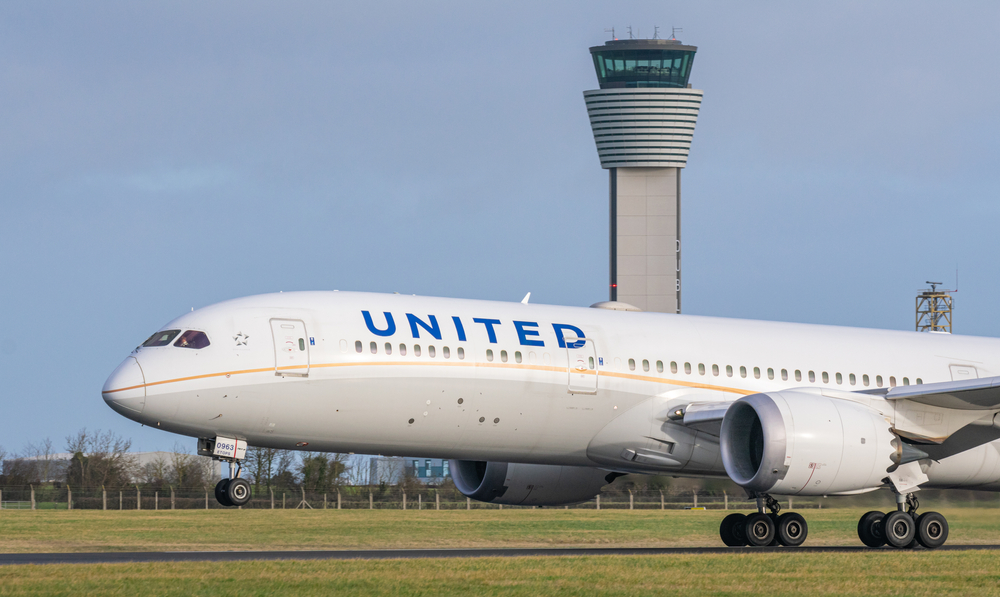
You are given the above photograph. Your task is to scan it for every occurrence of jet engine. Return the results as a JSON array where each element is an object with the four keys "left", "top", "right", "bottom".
[
  {"left": 719, "top": 391, "right": 896, "bottom": 496},
  {"left": 449, "top": 460, "right": 612, "bottom": 506}
]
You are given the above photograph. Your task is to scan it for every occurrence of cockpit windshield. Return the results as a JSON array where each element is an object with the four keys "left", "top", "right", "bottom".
[
  {"left": 142, "top": 330, "right": 180, "bottom": 347},
  {"left": 174, "top": 330, "right": 211, "bottom": 349}
]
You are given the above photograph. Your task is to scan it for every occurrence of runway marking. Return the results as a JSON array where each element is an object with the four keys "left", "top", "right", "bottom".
[{"left": 2, "top": 545, "right": 998, "bottom": 565}]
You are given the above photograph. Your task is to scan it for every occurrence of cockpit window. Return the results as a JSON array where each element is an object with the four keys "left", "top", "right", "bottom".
[
  {"left": 174, "top": 330, "right": 211, "bottom": 349},
  {"left": 142, "top": 330, "right": 180, "bottom": 347}
]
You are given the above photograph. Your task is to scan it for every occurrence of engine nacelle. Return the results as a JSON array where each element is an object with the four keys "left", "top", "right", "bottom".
[
  {"left": 450, "top": 460, "right": 611, "bottom": 506},
  {"left": 720, "top": 391, "right": 896, "bottom": 496}
]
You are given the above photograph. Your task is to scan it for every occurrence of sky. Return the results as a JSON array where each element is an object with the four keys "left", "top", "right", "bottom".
[{"left": 2, "top": 1, "right": 999, "bottom": 454}]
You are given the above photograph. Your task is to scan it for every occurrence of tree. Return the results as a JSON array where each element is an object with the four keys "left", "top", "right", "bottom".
[
  {"left": 245, "top": 446, "right": 279, "bottom": 489},
  {"left": 64, "top": 429, "right": 135, "bottom": 487},
  {"left": 298, "top": 452, "right": 348, "bottom": 492}
]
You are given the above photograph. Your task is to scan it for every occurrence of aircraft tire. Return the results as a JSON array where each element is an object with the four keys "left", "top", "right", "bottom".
[
  {"left": 776, "top": 512, "right": 808, "bottom": 547},
  {"left": 227, "top": 478, "right": 252, "bottom": 507},
  {"left": 744, "top": 512, "right": 776, "bottom": 547},
  {"left": 857, "top": 511, "right": 886, "bottom": 547},
  {"left": 916, "top": 512, "right": 949, "bottom": 549},
  {"left": 882, "top": 511, "right": 916, "bottom": 548},
  {"left": 215, "top": 479, "right": 234, "bottom": 507},
  {"left": 719, "top": 513, "right": 748, "bottom": 547}
]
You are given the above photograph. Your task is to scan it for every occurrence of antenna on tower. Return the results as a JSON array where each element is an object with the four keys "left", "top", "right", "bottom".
[
  {"left": 604, "top": 27, "right": 616, "bottom": 40},
  {"left": 671, "top": 26, "right": 683, "bottom": 40},
  {"left": 653, "top": 26, "right": 660, "bottom": 39},
  {"left": 627, "top": 25, "right": 634, "bottom": 39}
]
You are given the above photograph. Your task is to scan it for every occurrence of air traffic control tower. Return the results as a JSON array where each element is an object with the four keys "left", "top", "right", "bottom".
[{"left": 585, "top": 38, "right": 702, "bottom": 313}]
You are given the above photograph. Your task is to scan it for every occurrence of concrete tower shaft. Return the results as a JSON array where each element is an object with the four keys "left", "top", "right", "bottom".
[{"left": 585, "top": 38, "right": 702, "bottom": 313}]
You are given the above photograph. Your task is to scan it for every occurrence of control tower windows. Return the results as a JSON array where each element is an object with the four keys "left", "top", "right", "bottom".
[{"left": 592, "top": 49, "right": 696, "bottom": 88}]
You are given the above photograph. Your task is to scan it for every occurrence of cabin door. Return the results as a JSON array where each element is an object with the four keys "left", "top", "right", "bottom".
[
  {"left": 270, "top": 319, "right": 310, "bottom": 377},
  {"left": 566, "top": 338, "right": 598, "bottom": 394}
]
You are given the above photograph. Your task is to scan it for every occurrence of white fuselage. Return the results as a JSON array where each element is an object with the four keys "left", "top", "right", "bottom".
[{"left": 102, "top": 291, "right": 1000, "bottom": 491}]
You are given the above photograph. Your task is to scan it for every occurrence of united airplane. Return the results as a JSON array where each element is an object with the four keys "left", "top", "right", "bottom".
[{"left": 102, "top": 291, "right": 1000, "bottom": 548}]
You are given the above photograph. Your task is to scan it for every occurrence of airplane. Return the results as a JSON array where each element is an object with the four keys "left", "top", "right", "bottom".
[{"left": 102, "top": 290, "right": 1000, "bottom": 548}]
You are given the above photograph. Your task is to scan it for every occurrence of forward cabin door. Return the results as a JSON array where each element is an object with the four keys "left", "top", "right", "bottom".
[
  {"left": 270, "top": 319, "right": 310, "bottom": 377},
  {"left": 566, "top": 338, "right": 598, "bottom": 394}
]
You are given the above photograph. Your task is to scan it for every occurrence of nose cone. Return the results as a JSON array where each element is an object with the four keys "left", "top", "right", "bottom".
[{"left": 103, "top": 356, "right": 146, "bottom": 418}]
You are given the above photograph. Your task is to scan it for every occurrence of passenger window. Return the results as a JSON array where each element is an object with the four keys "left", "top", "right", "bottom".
[
  {"left": 781, "top": 369, "right": 788, "bottom": 381},
  {"left": 628, "top": 358, "right": 636, "bottom": 371},
  {"left": 822, "top": 372, "right": 829, "bottom": 384},
  {"left": 443, "top": 346, "right": 450, "bottom": 358},
  {"left": 795, "top": 370, "right": 802, "bottom": 382},
  {"left": 863, "top": 374, "right": 870, "bottom": 386},
  {"left": 174, "top": 331, "right": 210, "bottom": 349},
  {"left": 849, "top": 373, "right": 856, "bottom": 385},
  {"left": 836, "top": 372, "right": 843, "bottom": 384},
  {"left": 515, "top": 351, "right": 522, "bottom": 363},
  {"left": 457, "top": 347, "right": 465, "bottom": 359},
  {"left": 399, "top": 344, "right": 407, "bottom": 356},
  {"left": 355, "top": 341, "right": 363, "bottom": 353},
  {"left": 767, "top": 368, "right": 774, "bottom": 380},
  {"left": 370, "top": 341, "right": 377, "bottom": 354},
  {"left": 889, "top": 376, "right": 896, "bottom": 387},
  {"left": 340, "top": 339, "right": 348, "bottom": 353},
  {"left": 698, "top": 363, "right": 706, "bottom": 375},
  {"left": 385, "top": 342, "right": 392, "bottom": 355},
  {"left": 916, "top": 378, "right": 923, "bottom": 384},
  {"left": 808, "top": 371, "right": 816, "bottom": 383},
  {"left": 712, "top": 364, "right": 719, "bottom": 376},
  {"left": 414, "top": 345, "right": 422, "bottom": 357},
  {"left": 876, "top": 375, "right": 883, "bottom": 387},
  {"left": 670, "top": 361, "right": 678, "bottom": 374},
  {"left": 428, "top": 346, "right": 436, "bottom": 358},
  {"left": 726, "top": 365, "right": 733, "bottom": 377},
  {"left": 902, "top": 377, "right": 909, "bottom": 386},
  {"left": 501, "top": 350, "right": 508, "bottom": 363},
  {"left": 740, "top": 366, "right": 747, "bottom": 378},
  {"left": 143, "top": 330, "right": 180, "bottom": 347},
  {"left": 657, "top": 361, "right": 664, "bottom": 373},
  {"left": 684, "top": 362, "right": 692, "bottom": 374},
  {"left": 753, "top": 367, "right": 760, "bottom": 379},
  {"left": 643, "top": 359, "right": 650, "bottom": 372},
  {"left": 486, "top": 349, "right": 493, "bottom": 362}
]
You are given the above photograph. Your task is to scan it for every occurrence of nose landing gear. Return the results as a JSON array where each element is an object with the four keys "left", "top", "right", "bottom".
[
  {"left": 214, "top": 476, "right": 252, "bottom": 508},
  {"left": 856, "top": 493, "right": 949, "bottom": 549},
  {"left": 719, "top": 494, "right": 809, "bottom": 547}
]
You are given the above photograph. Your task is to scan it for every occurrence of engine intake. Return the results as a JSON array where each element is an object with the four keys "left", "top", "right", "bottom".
[{"left": 450, "top": 460, "right": 611, "bottom": 506}]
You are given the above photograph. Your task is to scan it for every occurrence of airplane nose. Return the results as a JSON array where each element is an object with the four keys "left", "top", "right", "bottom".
[{"left": 102, "top": 356, "right": 146, "bottom": 417}]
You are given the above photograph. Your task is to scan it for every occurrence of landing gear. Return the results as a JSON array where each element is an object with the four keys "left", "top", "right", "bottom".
[
  {"left": 855, "top": 493, "right": 949, "bottom": 549},
  {"left": 718, "top": 494, "right": 809, "bottom": 547},
  {"left": 213, "top": 462, "right": 252, "bottom": 507},
  {"left": 215, "top": 479, "right": 233, "bottom": 507}
]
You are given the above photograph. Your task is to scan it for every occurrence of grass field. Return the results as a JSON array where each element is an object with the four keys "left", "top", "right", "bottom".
[{"left": 2, "top": 509, "right": 1000, "bottom": 596}]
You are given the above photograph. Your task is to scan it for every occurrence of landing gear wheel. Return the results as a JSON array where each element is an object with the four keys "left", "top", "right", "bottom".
[
  {"left": 768, "top": 514, "right": 781, "bottom": 546},
  {"left": 215, "top": 479, "right": 234, "bottom": 507},
  {"left": 227, "top": 478, "right": 252, "bottom": 507},
  {"left": 858, "top": 510, "right": 886, "bottom": 547},
  {"left": 776, "top": 512, "right": 808, "bottom": 547},
  {"left": 916, "top": 512, "right": 949, "bottom": 549},
  {"left": 745, "top": 512, "right": 776, "bottom": 547},
  {"left": 720, "top": 513, "right": 748, "bottom": 547},
  {"left": 882, "top": 511, "right": 916, "bottom": 548}
]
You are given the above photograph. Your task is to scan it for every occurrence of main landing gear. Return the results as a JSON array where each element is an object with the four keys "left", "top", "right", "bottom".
[
  {"left": 719, "top": 494, "right": 808, "bottom": 547},
  {"left": 857, "top": 493, "right": 948, "bottom": 549},
  {"left": 214, "top": 461, "right": 252, "bottom": 508}
]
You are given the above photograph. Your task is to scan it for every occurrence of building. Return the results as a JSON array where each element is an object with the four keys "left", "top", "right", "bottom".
[
  {"left": 369, "top": 456, "right": 451, "bottom": 485},
  {"left": 584, "top": 37, "right": 703, "bottom": 313}
]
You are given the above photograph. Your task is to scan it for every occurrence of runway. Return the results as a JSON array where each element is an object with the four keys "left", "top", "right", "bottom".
[{"left": 3, "top": 545, "right": 999, "bottom": 565}]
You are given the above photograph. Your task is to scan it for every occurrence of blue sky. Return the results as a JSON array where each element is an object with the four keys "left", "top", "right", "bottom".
[{"left": 2, "top": 1, "right": 999, "bottom": 453}]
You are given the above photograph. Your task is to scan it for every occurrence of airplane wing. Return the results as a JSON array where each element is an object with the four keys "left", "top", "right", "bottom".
[{"left": 884, "top": 376, "right": 1000, "bottom": 410}]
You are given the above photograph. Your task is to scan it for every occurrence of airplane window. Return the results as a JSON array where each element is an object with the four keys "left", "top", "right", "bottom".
[
  {"left": 643, "top": 359, "right": 650, "bottom": 372},
  {"left": 822, "top": 372, "right": 829, "bottom": 384},
  {"left": 339, "top": 339, "right": 348, "bottom": 353},
  {"left": 142, "top": 330, "right": 180, "bottom": 347},
  {"left": 355, "top": 341, "right": 363, "bottom": 353},
  {"left": 657, "top": 361, "right": 664, "bottom": 373},
  {"left": 670, "top": 361, "right": 678, "bottom": 374},
  {"left": 795, "top": 370, "right": 802, "bottom": 382},
  {"left": 298, "top": 338, "right": 305, "bottom": 351},
  {"left": 486, "top": 349, "right": 493, "bottom": 362},
  {"left": 684, "top": 362, "right": 692, "bottom": 374},
  {"left": 174, "top": 330, "right": 210, "bottom": 349},
  {"left": 740, "top": 366, "right": 747, "bottom": 378},
  {"left": 399, "top": 344, "right": 407, "bottom": 356},
  {"left": 876, "top": 375, "right": 883, "bottom": 387},
  {"left": 712, "top": 364, "right": 719, "bottom": 376},
  {"left": 458, "top": 347, "right": 465, "bottom": 359},
  {"left": 515, "top": 351, "right": 522, "bottom": 363},
  {"left": 916, "top": 378, "right": 923, "bottom": 384},
  {"left": 589, "top": 356, "right": 595, "bottom": 369},
  {"left": 414, "top": 345, "right": 422, "bottom": 357},
  {"left": 781, "top": 369, "right": 788, "bottom": 381},
  {"left": 698, "top": 363, "right": 706, "bottom": 375},
  {"left": 726, "top": 365, "right": 733, "bottom": 377},
  {"left": 903, "top": 377, "right": 909, "bottom": 385},
  {"left": 767, "top": 368, "right": 774, "bottom": 380},
  {"left": 808, "top": 371, "right": 816, "bottom": 383},
  {"left": 443, "top": 346, "right": 451, "bottom": 358},
  {"left": 863, "top": 374, "right": 870, "bottom": 386},
  {"left": 429, "top": 346, "right": 436, "bottom": 358},
  {"left": 753, "top": 367, "right": 760, "bottom": 379},
  {"left": 501, "top": 350, "right": 508, "bottom": 363},
  {"left": 849, "top": 373, "right": 856, "bottom": 385},
  {"left": 370, "top": 341, "right": 377, "bottom": 354},
  {"left": 889, "top": 376, "right": 896, "bottom": 387},
  {"left": 836, "top": 372, "right": 843, "bottom": 384},
  {"left": 628, "top": 359, "right": 636, "bottom": 371},
  {"left": 385, "top": 342, "right": 392, "bottom": 355}
]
